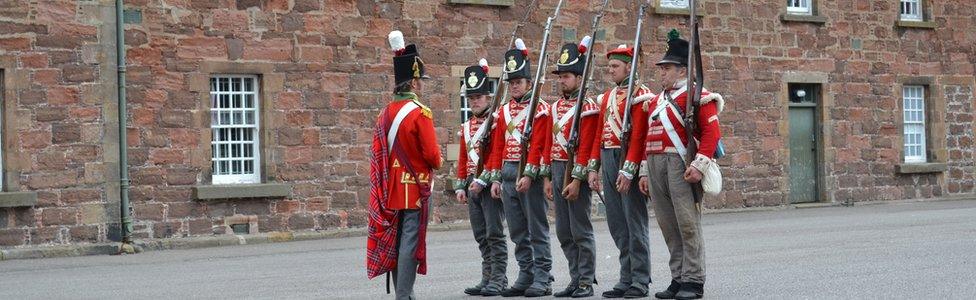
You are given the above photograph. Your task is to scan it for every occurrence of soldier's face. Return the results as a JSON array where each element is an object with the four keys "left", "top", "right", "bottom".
[
  {"left": 508, "top": 78, "right": 530, "bottom": 98},
  {"left": 468, "top": 94, "right": 489, "bottom": 113},
  {"left": 411, "top": 78, "right": 425, "bottom": 93},
  {"left": 556, "top": 73, "right": 580, "bottom": 95},
  {"left": 656, "top": 64, "right": 687, "bottom": 89},
  {"left": 608, "top": 59, "right": 629, "bottom": 83}
]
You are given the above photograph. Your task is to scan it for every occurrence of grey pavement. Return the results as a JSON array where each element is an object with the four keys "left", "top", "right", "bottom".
[{"left": 1, "top": 200, "right": 974, "bottom": 299}]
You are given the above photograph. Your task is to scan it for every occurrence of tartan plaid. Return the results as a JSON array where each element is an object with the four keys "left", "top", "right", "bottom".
[{"left": 366, "top": 105, "right": 431, "bottom": 279}]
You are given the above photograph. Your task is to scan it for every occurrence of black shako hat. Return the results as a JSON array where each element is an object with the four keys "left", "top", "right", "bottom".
[
  {"left": 552, "top": 36, "right": 591, "bottom": 76},
  {"left": 503, "top": 38, "right": 531, "bottom": 81},
  {"left": 463, "top": 58, "right": 493, "bottom": 96},
  {"left": 389, "top": 30, "right": 429, "bottom": 86},
  {"left": 656, "top": 29, "right": 689, "bottom": 66}
]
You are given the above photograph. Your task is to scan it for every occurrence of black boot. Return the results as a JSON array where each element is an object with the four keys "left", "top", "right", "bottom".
[
  {"left": 622, "top": 286, "right": 648, "bottom": 298},
  {"left": 571, "top": 283, "right": 594, "bottom": 298},
  {"left": 523, "top": 286, "right": 553, "bottom": 297},
  {"left": 654, "top": 280, "right": 681, "bottom": 299},
  {"left": 481, "top": 281, "right": 506, "bottom": 297},
  {"left": 673, "top": 282, "right": 703, "bottom": 300},
  {"left": 554, "top": 284, "right": 577, "bottom": 298},
  {"left": 500, "top": 286, "right": 526, "bottom": 297},
  {"left": 602, "top": 288, "right": 627, "bottom": 298},
  {"left": 465, "top": 282, "right": 487, "bottom": 296}
]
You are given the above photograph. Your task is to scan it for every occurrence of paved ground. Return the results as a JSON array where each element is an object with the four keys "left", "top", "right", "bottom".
[{"left": 1, "top": 200, "right": 975, "bottom": 299}]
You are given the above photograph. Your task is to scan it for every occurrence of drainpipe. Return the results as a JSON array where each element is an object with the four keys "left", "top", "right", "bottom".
[{"left": 116, "top": 0, "right": 133, "bottom": 244}]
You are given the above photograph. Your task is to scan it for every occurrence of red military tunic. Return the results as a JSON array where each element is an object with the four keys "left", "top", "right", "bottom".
[
  {"left": 644, "top": 81, "right": 723, "bottom": 160},
  {"left": 483, "top": 94, "right": 551, "bottom": 182},
  {"left": 372, "top": 93, "right": 443, "bottom": 210},
  {"left": 587, "top": 81, "right": 655, "bottom": 178},
  {"left": 455, "top": 114, "right": 493, "bottom": 189},
  {"left": 542, "top": 90, "right": 600, "bottom": 180}
]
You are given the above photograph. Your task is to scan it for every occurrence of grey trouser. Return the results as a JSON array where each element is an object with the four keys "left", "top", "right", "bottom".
[
  {"left": 393, "top": 208, "right": 421, "bottom": 300},
  {"left": 647, "top": 153, "right": 705, "bottom": 284},
  {"left": 601, "top": 148, "right": 651, "bottom": 292},
  {"left": 501, "top": 161, "right": 553, "bottom": 289},
  {"left": 465, "top": 175, "right": 508, "bottom": 288},
  {"left": 551, "top": 160, "right": 596, "bottom": 286}
]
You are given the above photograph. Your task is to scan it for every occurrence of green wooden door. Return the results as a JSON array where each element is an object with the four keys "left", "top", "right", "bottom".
[{"left": 789, "top": 106, "right": 817, "bottom": 203}]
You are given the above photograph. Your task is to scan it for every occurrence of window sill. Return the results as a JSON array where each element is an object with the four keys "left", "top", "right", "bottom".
[
  {"left": 654, "top": 7, "right": 705, "bottom": 17},
  {"left": 193, "top": 183, "right": 291, "bottom": 200},
  {"left": 0, "top": 192, "right": 38, "bottom": 208},
  {"left": 780, "top": 13, "right": 827, "bottom": 24},
  {"left": 447, "top": 0, "right": 513, "bottom": 6},
  {"left": 896, "top": 163, "right": 947, "bottom": 174},
  {"left": 897, "top": 20, "right": 937, "bottom": 29}
]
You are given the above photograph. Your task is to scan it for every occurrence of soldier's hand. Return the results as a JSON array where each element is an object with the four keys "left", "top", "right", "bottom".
[
  {"left": 543, "top": 178, "right": 553, "bottom": 201},
  {"left": 616, "top": 174, "right": 631, "bottom": 193},
  {"left": 683, "top": 166, "right": 703, "bottom": 183},
  {"left": 562, "top": 179, "right": 580, "bottom": 200},
  {"left": 491, "top": 182, "right": 502, "bottom": 199},
  {"left": 515, "top": 176, "right": 532, "bottom": 193},
  {"left": 639, "top": 176, "right": 650, "bottom": 196},
  {"left": 456, "top": 191, "right": 467, "bottom": 204},
  {"left": 469, "top": 181, "right": 483, "bottom": 194},
  {"left": 588, "top": 171, "right": 601, "bottom": 192}
]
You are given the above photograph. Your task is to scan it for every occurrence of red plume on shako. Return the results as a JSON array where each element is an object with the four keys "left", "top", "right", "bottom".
[
  {"left": 515, "top": 38, "right": 528, "bottom": 56},
  {"left": 578, "top": 35, "right": 592, "bottom": 54}
]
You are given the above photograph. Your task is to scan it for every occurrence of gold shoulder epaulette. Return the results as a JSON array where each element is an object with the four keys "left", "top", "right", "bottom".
[{"left": 413, "top": 99, "right": 432, "bottom": 119}]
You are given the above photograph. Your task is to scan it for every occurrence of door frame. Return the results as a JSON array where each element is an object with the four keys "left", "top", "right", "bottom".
[{"left": 782, "top": 72, "right": 831, "bottom": 203}]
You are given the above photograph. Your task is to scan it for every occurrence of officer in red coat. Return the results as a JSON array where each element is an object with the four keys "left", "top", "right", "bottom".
[
  {"left": 638, "top": 29, "right": 723, "bottom": 300},
  {"left": 455, "top": 59, "right": 508, "bottom": 296},
  {"left": 367, "top": 30, "right": 442, "bottom": 300}
]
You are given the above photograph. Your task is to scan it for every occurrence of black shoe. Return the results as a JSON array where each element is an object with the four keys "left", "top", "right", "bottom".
[
  {"left": 673, "top": 282, "right": 703, "bottom": 300},
  {"left": 500, "top": 287, "right": 526, "bottom": 297},
  {"left": 554, "top": 284, "right": 577, "bottom": 297},
  {"left": 602, "top": 288, "right": 627, "bottom": 298},
  {"left": 465, "top": 284, "right": 486, "bottom": 296},
  {"left": 481, "top": 286, "right": 502, "bottom": 297},
  {"left": 623, "top": 286, "right": 648, "bottom": 298},
  {"left": 572, "top": 284, "right": 594, "bottom": 298},
  {"left": 524, "top": 286, "right": 553, "bottom": 297},
  {"left": 654, "top": 280, "right": 681, "bottom": 299}
]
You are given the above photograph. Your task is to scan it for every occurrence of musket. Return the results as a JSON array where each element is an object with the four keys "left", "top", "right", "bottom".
[
  {"left": 517, "top": 0, "right": 565, "bottom": 176},
  {"left": 562, "top": 0, "right": 610, "bottom": 188},
  {"left": 472, "top": 0, "right": 538, "bottom": 183},
  {"left": 684, "top": 0, "right": 705, "bottom": 203},
  {"left": 617, "top": 0, "right": 650, "bottom": 170}
]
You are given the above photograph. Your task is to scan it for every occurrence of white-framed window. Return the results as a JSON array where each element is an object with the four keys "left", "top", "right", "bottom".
[
  {"left": 458, "top": 78, "right": 499, "bottom": 123},
  {"left": 659, "top": 0, "right": 689, "bottom": 9},
  {"left": 900, "top": 0, "right": 922, "bottom": 21},
  {"left": 902, "top": 85, "right": 926, "bottom": 163},
  {"left": 787, "top": 0, "right": 812, "bottom": 15},
  {"left": 210, "top": 75, "right": 261, "bottom": 184}
]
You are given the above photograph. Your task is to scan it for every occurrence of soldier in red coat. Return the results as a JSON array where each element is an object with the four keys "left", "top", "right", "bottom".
[
  {"left": 542, "top": 37, "right": 600, "bottom": 298},
  {"left": 638, "top": 29, "right": 723, "bottom": 300},
  {"left": 482, "top": 38, "right": 555, "bottom": 297},
  {"left": 367, "top": 30, "right": 442, "bottom": 300},
  {"left": 587, "top": 44, "right": 656, "bottom": 298},
  {"left": 455, "top": 59, "right": 508, "bottom": 296}
]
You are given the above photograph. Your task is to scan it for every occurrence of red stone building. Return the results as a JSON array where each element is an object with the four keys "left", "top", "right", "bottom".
[{"left": 0, "top": 0, "right": 973, "bottom": 248}]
